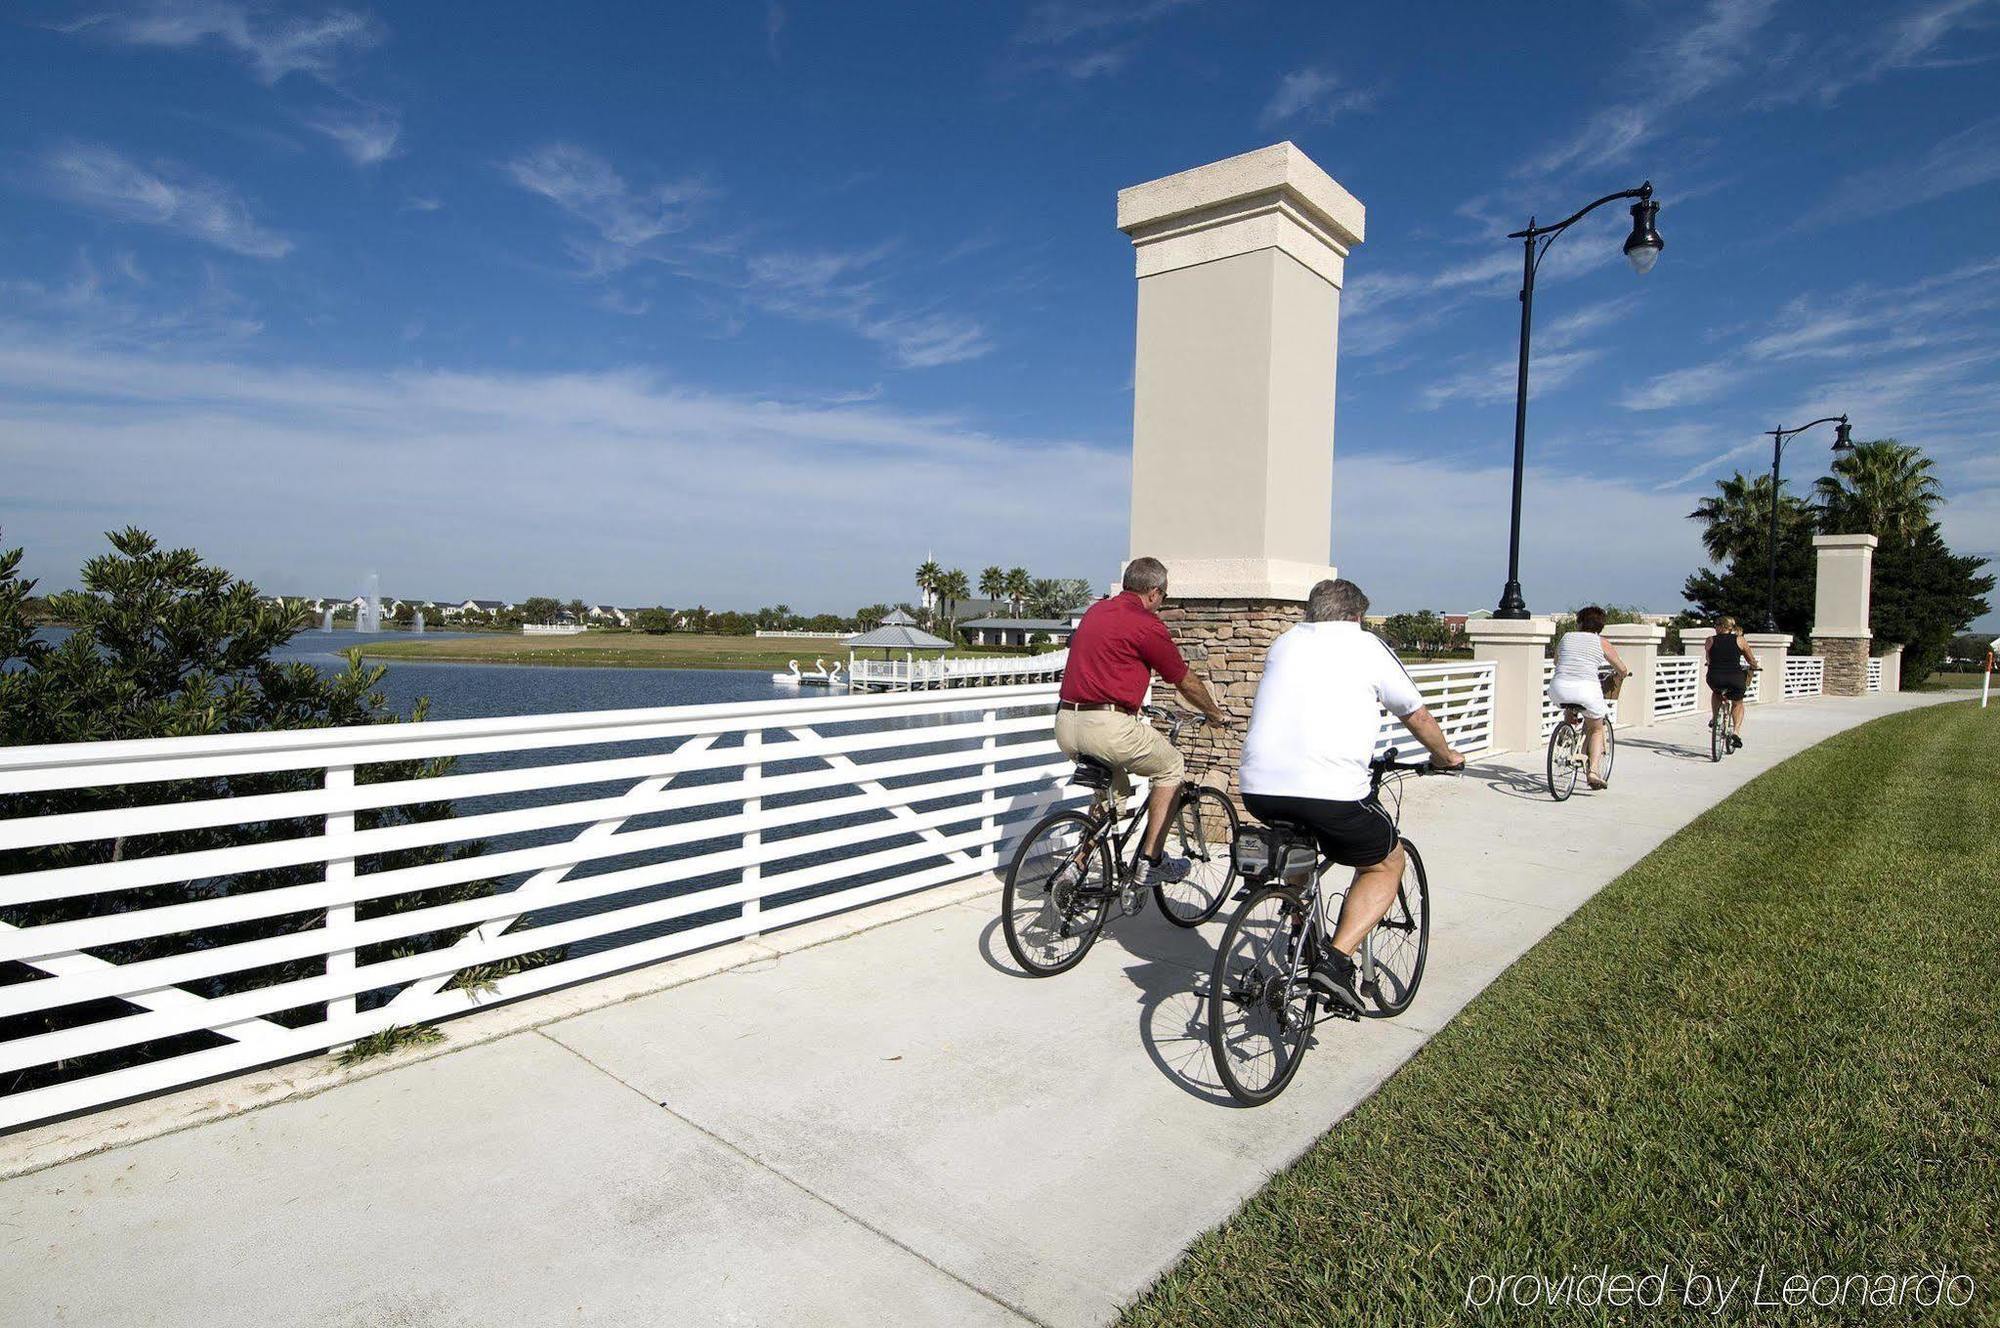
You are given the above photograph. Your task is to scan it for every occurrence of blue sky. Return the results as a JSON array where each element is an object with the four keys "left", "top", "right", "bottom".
[{"left": 2, "top": 1, "right": 1996, "bottom": 629}]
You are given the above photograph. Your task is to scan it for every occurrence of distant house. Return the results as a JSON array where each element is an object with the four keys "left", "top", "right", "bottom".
[
  {"left": 961, "top": 616, "right": 1079, "bottom": 648},
  {"left": 588, "top": 604, "right": 630, "bottom": 626},
  {"left": 447, "top": 598, "right": 510, "bottom": 619}
]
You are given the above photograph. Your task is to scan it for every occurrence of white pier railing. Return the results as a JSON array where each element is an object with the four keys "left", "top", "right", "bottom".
[
  {"left": 0, "top": 685, "right": 1077, "bottom": 1131},
  {"left": 1539, "top": 660, "right": 1620, "bottom": 739},
  {"left": 1654, "top": 657, "right": 1701, "bottom": 718},
  {"left": 1377, "top": 661, "right": 1496, "bottom": 760},
  {"left": 1783, "top": 656, "right": 1825, "bottom": 699},
  {"left": 1867, "top": 657, "right": 1883, "bottom": 692},
  {"left": 850, "top": 649, "right": 1069, "bottom": 692}
]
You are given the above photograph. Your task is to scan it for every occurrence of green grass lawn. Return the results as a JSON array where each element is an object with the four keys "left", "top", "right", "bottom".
[
  {"left": 1125, "top": 701, "right": 1998, "bottom": 1326},
  {"left": 1922, "top": 671, "right": 1991, "bottom": 690}
]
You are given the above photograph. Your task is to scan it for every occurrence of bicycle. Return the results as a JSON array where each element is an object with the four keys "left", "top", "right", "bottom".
[
  {"left": 1709, "top": 695, "right": 1736, "bottom": 763},
  {"left": 1205, "top": 752, "right": 1443, "bottom": 1107},
  {"left": 1001, "top": 706, "right": 1240, "bottom": 978},
  {"left": 1546, "top": 670, "right": 1618, "bottom": 802}
]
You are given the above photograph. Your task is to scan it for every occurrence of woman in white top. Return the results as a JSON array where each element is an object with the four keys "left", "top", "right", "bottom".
[{"left": 1547, "top": 605, "right": 1629, "bottom": 789}]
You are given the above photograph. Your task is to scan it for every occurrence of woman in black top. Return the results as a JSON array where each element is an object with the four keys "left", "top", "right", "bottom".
[{"left": 1704, "top": 616, "right": 1759, "bottom": 749}]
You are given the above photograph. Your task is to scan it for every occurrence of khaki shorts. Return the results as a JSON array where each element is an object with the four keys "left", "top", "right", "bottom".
[{"left": 1054, "top": 709, "right": 1185, "bottom": 798}]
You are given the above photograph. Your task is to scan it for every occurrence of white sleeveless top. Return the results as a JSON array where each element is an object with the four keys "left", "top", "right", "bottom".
[{"left": 1551, "top": 631, "right": 1607, "bottom": 684}]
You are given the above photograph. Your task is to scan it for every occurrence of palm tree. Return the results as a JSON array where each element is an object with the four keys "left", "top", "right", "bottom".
[
  {"left": 978, "top": 565, "right": 1006, "bottom": 613},
  {"left": 1004, "top": 567, "right": 1030, "bottom": 616},
  {"left": 1814, "top": 438, "right": 1943, "bottom": 542},
  {"left": 1027, "top": 577, "right": 1062, "bottom": 617},
  {"left": 937, "top": 568, "right": 970, "bottom": 639},
  {"left": 854, "top": 603, "right": 890, "bottom": 631},
  {"left": 1688, "top": 472, "right": 1813, "bottom": 564},
  {"left": 914, "top": 558, "right": 942, "bottom": 622}
]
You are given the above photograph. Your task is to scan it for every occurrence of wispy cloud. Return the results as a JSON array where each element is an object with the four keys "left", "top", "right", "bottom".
[
  {"left": 505, "top": 143, "right": 708, "bottom": 273},
  {"left": 1763, "top": 0, "right": 2000, "bottom": 106},
  {"left": 1421, "top": 348, "right": 1600, "bottom": 409},
  {"left": 62, "top": 1, "right": 382, "bottom": 86},
  {"left": 1259, "top": 67, "right": 1374, "bottom": 128},
  {"left": 1619, "top": 362, "right": 1748, "bottom": 411},
  {"left": 39, "top": 143, "right": 292, "bottom": 259},
  {"left": 763, "top": 1, "right": 784, "bottom": 64},
  {"left": 1014, "top": 0, "right": 1200, "bottom": 45},
  {"left": 1522, "top": 0, "right": 1778, "bottom": 177},
  {"left": 305, "top": 103, "right": 400, "bottom": 166},
  {"left": 1817, "top": 117, "right": 2000, "bottom": 221}
]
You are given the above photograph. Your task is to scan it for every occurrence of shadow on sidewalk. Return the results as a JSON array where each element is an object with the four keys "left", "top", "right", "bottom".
[
  {"left": 1619, "top": 736, "right": 1709, "bottom": 762},
  {"left": 1460, "top": 761, "right": 1553, "bottom": 802}
]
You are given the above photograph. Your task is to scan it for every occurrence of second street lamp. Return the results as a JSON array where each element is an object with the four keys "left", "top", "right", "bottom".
[
  {"left": 1493, "top": 182, "right": 1665, "bottom": 619},
  {"left": 1761, "top": 414, "right": 1853, "bottom": 632}
]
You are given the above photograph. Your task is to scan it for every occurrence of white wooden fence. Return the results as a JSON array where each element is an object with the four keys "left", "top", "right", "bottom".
[
  {"left": 1654, "top": 657, "right": 1701, "bottom": 719},
  {"left": 1782, "top": 656, "right": 1825, "bottom": 699},
  {"left": 850, "top": 649, "right": 1069, "bottom": 692},
  {"left": 1378, "top": 661, "right": 1496, "bottom": 760},
  {"left": 1867, "top": 657, "right": 1883, "bottom": 692}
]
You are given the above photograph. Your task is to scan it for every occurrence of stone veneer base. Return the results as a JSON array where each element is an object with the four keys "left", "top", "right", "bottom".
[
  {"left": 1814, "top": 636, "right": 1870, "bottom": 696},
  {"left": 1156, "top": 597, "right": 1305, "bottom": 815}
]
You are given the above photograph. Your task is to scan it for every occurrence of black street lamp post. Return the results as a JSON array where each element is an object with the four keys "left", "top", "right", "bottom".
[
  {"left": 1493, "top": 182, "right": 1665, "bottom": 619},
  {"left": 1761, "top": 414, "right": 1854, "bottom": 631}
]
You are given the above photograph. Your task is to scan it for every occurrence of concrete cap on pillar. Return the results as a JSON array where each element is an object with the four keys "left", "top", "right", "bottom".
[
  {"left": 1602, "top": 622, "right": 1669, "bottom": 643},
  {"left": 1465, "top": 617, "right": 1557, "bottom": 642},
  {"left": 1117, "top": 142, "right": 1366, "bottom": 285}
]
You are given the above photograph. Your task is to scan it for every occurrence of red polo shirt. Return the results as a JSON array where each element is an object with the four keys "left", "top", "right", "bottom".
[{"left": 1059, "top": 592, "right": 1189, "bottom": 710}]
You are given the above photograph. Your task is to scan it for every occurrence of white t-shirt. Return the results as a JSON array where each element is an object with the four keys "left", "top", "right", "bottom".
[
  {"left": 1551, "top": 631, "right": 1607, "bottom": 684},
  {"left": 1240, "top": 621, "right": 1426, "bottom": 803}
]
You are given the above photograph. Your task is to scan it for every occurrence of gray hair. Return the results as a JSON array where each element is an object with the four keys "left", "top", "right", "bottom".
[
  {"left": 1122, "top": 557, "right": 1169, "bottom": 594},
  {"left": 1306, "top": 578, "right": 1369, "bottom": 623}
]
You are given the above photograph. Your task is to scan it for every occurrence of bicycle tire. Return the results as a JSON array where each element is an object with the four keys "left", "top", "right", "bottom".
[
  {"left": 1155, "top": 786, "right": 1240, "bottom": 928},
  {"left": 1208, "top": 884, "right": 1317, "bottom": 1106},
  {"left": 1547, "top": 721, "right": 1580, "bottom": 802},
  {"left": 1711, "top": 710, "right": 1725, "bottom": 762},
  {"left": 1359, "top": 838, "right": 1430, "bottom": 1017},
  {"left": 1600, "top": 720, "right": 1616, "bottom": 785},
  {"left": 1001, "top": 809, "right": 1113, "bottom": 977}
]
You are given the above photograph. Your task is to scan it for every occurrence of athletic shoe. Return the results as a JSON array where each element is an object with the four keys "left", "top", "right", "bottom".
[
  {"left": 1729, "top": 735, "right": 1743, "bottom": 752},
  {"left": 1307, "top": 950, "right": 1367, "bottom": 1012},
  {"left": 1135, "top": 854, "right": 1191, "bottom": 886}
]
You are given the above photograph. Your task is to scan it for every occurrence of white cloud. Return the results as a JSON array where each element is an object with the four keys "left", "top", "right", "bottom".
[
  {"left": 1014, "top": 0, "right": 1200, "bottom": 45},
  {"left": 1259, "top": 68, "right": 1374, "bottom": 128},
  {"left": 764, "top": 1, "right": 784, "bottom": 63},
  {"left": 1421, "top": 348, "right": 1601, "bottom": 410},
  {"left": 1818, "top": 117, "right": 2000, "bottom": 221},
  {"left": 1765, "top": 0, "right": 2000, "bottom": 106},
  {"left": 0, "top": 338, "right": 1123, "bottom": 606},
  {"left": 1619, "top": 362, "right": 1748, "bottom": 411},
  {"left": 39, "top": 143, "right": 292, "bottom": 259},
  {"left": 64, "top": 1, "right": 382, "bottom": 86},
  {"left": 305, "top": 103, "right": 400, "bottom": 166},
  {"left": 504, "top": 143, "right": 708, "bottom": 267}
]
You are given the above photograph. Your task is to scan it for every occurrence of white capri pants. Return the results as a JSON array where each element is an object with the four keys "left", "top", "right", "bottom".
[{"left": 1548, "top": 674, "right": 1609, "bottom": 720}]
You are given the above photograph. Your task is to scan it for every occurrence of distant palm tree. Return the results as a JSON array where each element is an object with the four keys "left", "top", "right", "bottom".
[
  {"left": 1688, "top": 472, "right": 1813, "bottom": 564},
  {"left": 1027, "top": 577, "right": 1062, "bottom": 617},
  {"left": 978, "top": 565, "right": 1006, "bottom": 613},
  {"left": 914, "top": 558, "right": 942, "bottom": 622},
  {"left": 1004, "top": 566, "right": 1030, "bottom": 616},
  {"left": 937, "top": 568, "right": 970, "bottom": 639},
  {"left": 1814, "top": 438, "right": 1942, "bottom": 542},
  {"left": 855, "top": 603, "right": 890, "bottom": 630}
]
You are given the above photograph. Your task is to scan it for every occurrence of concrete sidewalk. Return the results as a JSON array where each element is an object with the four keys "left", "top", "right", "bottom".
[{"left": 0, "top": 691, "right": 1961, "bottom": 1327}]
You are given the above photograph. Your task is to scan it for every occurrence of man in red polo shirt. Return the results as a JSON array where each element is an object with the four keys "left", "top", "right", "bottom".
[{"left": 1056, "top": 556, "right": 1229, "bottom": 888}]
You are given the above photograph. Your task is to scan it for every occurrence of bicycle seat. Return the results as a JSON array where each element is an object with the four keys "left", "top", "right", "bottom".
[{"left": 1068, "top": 758, "right": 1116, "bottom": 791}]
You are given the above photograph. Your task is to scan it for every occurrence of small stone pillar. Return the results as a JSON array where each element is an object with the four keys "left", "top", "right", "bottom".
[
  {"left": 1680, "top": 627, "right": 1715, "bottom": 659},
  {"left": 1878, "top": 644, "right": 1903, "bottom": 693},
  {"left": 1118, "top": 143, "right": 1365, "bottom": 787},
  {"left": 1744, "top": 633, "right": 1793, "bottom": 701},
  {"left": 1602, "top": 622, "right": 1668, "bottom": 728},
  {"left": 1811, "top": 533, "right": 1878, "bottom": 696},
  {"left": 1468, "top": 618, "right": 1556, "bottom": 755}
]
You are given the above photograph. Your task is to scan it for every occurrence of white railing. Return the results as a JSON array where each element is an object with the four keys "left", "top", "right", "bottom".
[
  {"left": 1745, "top": 669, "right": 1762, "bottom": 703},
  {"left": 521, "top": 623, "right": 586, "bottom": 635},
  {"left": 1376, "top": 661, "right": 1496, "bottom": 759},
  {"left": 1654, "top": 657, "right": 1701, "bottom": 718},
  {"left": 1867, "top": 657, "right": 1883, "bottom": 692},
  {"left": 0, "top": 684, "right": 1077, "bottom": 1131},
  {"left": 755, "top": 630, "right": 849, "bottom": 639},
  {"left": 850, "top": 650, "right": 1069, "bottom": 691},
  {"left": 1540, "top": 661, "right": 1621, "bottom": 738},
  {"left": 1783, "top": 656, "right": 1824, "bottom": 699}
]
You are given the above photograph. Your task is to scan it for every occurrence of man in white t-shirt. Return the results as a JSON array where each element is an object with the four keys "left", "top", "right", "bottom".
[{"left": 1238, "top": 578, "right": 1463, "bottom": 1012}]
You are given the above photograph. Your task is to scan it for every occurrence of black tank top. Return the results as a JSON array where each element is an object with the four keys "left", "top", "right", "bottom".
[{"left": 1711, "top": 633, "right": 1746, "bottom": 675}]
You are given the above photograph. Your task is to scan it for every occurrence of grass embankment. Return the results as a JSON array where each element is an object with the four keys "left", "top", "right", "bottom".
[
  {"left": 1126, "top": 702, "right": 1997, "bottom": 1327},
  {"left": 358, "top": 632, "right": 1029, "bottom": 671},
  {"left": 1923, "top": 671, "right": 1990, "bottom": 691}
]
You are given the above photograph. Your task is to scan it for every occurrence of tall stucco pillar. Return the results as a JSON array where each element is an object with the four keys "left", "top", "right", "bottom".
[
  {"left": 1602, "top": 622, "right": 1667, "bottom": 729},
  {"left": 1811, "top": 533, "right": 1878, "bottom": 696},
  {"left": 1744, "top": 633, "right": 1793, "bottom": 701},
  {"left": 1680, "top": 627, "right": 1715, "bottom": 659},
  {"left": 1118, "top": 143, "right": 1365, "bottom": 790},
  {"left": 1468, "top": 618, "right": 1556, "bottom": 755}
]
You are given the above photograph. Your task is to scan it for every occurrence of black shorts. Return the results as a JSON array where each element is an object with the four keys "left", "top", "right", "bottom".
[
  {"left": 1707, "top": 672, "right": 1747, "bottom": 701},
  {"left": 1242, "top": 792, "right": 1399, "bottom": 869}
]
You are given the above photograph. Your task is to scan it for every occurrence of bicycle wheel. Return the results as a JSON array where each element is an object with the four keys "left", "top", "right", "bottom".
[
  {"left": 1002, "top": 810, "right": 1113, "bottom": 977},
  {"left": 1359, "top": 839, "right": 1430, "bottom": 1017},
  {"left": 1711, "top": 710, "right": 1725, "bottom": 762},
  {"left": 1208, "top": 885, "right": 1318, "bottom": 1106},
  {"left": 1155, "top": 786, "right": 1240, "bottom": 928},
  {"left": 1546, "top": 721, "right": 1580, "bottom": 801},
  {"left": 1599, "top": 720, "right": 1616, "bottom": 785}
]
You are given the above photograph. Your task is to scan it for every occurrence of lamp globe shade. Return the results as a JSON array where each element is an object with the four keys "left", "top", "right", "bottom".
[{"left": 1624, "top": 196, "right": 1664, "bottom": 274}]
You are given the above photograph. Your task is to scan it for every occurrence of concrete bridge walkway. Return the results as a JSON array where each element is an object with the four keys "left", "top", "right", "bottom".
[{"left": 1, "top": 691, "right": 1960, "bottom": 1327}]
